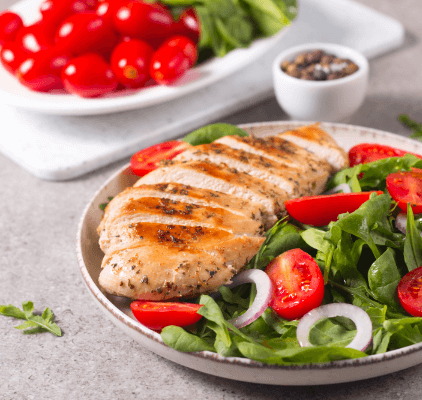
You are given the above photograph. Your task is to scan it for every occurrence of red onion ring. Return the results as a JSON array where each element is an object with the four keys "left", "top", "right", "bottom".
[
  {"left": 296, "top": 303, "right": 372, "bottom": 351},
  {"left": 323, "top": 183, "right": 352, "bottom": 195},
  {"left": 226, "top": 269, "right": 273, "bottom": 329},
  {"left": 395, "top": 212, "right": 407, "bottom": 235}
]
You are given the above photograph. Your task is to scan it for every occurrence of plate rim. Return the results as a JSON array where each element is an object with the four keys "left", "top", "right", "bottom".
[{"left": 76, "top": 121, "right": 422, "bottom": 383}]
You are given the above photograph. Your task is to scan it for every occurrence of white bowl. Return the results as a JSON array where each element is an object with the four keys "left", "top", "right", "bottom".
[{"left": 272, "top": 43, "right": 369, "bottom": 122}]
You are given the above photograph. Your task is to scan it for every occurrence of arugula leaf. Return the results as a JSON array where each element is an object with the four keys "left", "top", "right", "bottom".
[
  {"left": 182, "top": 123, "right": 248, "bottom": 146},
  {"left": 404, "top": 203, "right": 422, "bottom": 271},
  {"left": 398, "top": 114, "right": 422, "bottom": 140},
  {"left": 0, "top": 302, "right": 62, "bottom": 336}
]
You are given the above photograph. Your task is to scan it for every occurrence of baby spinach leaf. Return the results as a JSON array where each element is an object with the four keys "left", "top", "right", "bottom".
[
  {"left": 368, "top": 248, "right": 401, "bottom": 309},
  {"left": 404, "top": 204, "right": 422, "bottom": 271},
  {"left": 161, "top": 326, "right": 215, "bottom": 352},
  {"left": 182, "top": 123, "right": 248, "bottom": 146},
  {"left": 308, "top": 316, "right": 356, "bottom": 348}
]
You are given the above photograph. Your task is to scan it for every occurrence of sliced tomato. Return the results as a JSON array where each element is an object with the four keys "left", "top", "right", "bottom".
[
  {"left": 265, "top": 249, "right": 324, "bottom": 320},
  {"left": 397, "top": 266, "right": 422, "bottom": 317},
  {"left": 349, "top": 143, "right": 422, "bottom": 166},
  {"left": 386, "top": 171, "right": 422, "bottom": 214},
  {"left": 130, "top": 301, "right": 203, "bottom": 331},
  {"left": 130, "top": 140, "right": 189, "bottom": 176},
  {"left": 285, "top": 191, "right": 383, "bottom": 226}
]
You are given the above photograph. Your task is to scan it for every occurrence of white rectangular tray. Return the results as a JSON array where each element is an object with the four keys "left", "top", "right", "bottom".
[{"left": 0, "top": 0, "right": 405, "bottom": 180}]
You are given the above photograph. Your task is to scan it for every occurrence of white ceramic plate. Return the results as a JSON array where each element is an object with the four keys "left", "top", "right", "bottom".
[
  {"left": 0, "top": 0, "right": 290, "bottom": 116},
  {"left": 76, "top": 121, "right": 422, "bottom": 385}
]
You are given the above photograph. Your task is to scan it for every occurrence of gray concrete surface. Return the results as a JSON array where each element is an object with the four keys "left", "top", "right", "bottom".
[{"left": 2, "top": 0, "right": 422, "bottom": 399}]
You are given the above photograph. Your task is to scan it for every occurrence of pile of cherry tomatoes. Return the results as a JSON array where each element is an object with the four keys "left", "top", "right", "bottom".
[{"left": 0, "top": 0, "right": 199, "bottom": 97}]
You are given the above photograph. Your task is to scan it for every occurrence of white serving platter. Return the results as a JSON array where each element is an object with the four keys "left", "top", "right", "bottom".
[
  {"left": 76, "top": 121, "right": 422, "bottom": 386},
  {"left": 0, "top": 0, "right": 290, "bottom": 115}
]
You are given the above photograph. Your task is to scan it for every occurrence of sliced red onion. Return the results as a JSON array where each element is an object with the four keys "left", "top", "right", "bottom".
[
  {"left": 395, "top": 212, "right": 407, "bottom": 235},
  {"left": 296, "top": 303, "right": 372, "bottom": 352},
  {"left": 323, "top": 183, "right": 352, "bottom": 195},
  {"left": 226, "top": 269, "right": 273, "bottom": 329}
]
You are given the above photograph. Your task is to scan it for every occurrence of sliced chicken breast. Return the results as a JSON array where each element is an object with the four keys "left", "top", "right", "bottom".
[
  {"left": 174, "top": 142, "right": 328, "bottom": 196},
  {"left": 99, "top": 233, "right": 265, "bottom": 300},
  {"left": 137, "top": 159, "right": 288, "bottom": 218},
  {"left": 277, "top": 123, "right": 348, "bottom": 171}
]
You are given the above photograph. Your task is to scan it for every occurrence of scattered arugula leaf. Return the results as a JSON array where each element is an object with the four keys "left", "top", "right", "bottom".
[
  {"left": 0, "top": 301, "right": 62, "bottom": 336},
  {"left": 399, "top": 114, "right": 422, "bottom": 139},
  {"left": 99, "top": 197, "right": 114, "bottom": 211}
]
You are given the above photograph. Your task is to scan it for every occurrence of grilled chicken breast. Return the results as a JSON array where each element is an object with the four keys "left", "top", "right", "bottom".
[{"left": 98, "top": 124, "right": 346, "bottom": 300}]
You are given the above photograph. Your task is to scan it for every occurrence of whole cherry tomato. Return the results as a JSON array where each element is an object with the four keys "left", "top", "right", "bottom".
[
  {"left": 15, "top": 22, "right": 55, "bottom": 53},
  {"left": 17, "top": 49, "right": 70, "bottom": 92},
  {"left": 265, "top": 249, "right": 324, "bottom": 320},
  {"left": 113, "top": 0, "right": 173, "bottom": 41},
  {"left": 110, "top": 39, "right": 154, "bottom": 88},
  {"left": 397, "top": 265, "right": 422, "bottom": 317},
  {"left": 0, "top": 11, "right": 23, "bottom": 46},
  {"left": 0, "top": 41, "right": 27, "bottom": 74},
  {"left": 386, "top": 171, "right": 422, "bottom": 214},
  {"left": 131, "top": 301, "right": 203, "bottom": 331},
  {"left": 62, "top": 53, "right": 118, "bottom": 97},
  {"left": 55, "top": 13, "right": 117, "bottom": 56},
  {"left": 40, "top": 0, "right": 96, "bottom": 27},
  {"left": 174, "top": 8, "right": 200, "bottom": 43},
  {"left": 95, "top": 0, "right": 123, "bottom": 30},
  {"left": 150, "top": 36, "right": 197, "bottom": 85}
]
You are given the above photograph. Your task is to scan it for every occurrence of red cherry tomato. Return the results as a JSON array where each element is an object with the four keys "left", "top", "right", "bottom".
[
  {"left": 15, "top": 22, "right": 55, "bottom": 53},
  {"left": 17, "top": 49, "right": 70, "bottom": 92},
  {"left": 55, "top": 12, "right": 117, "bottom": 56},
  {"left": 265, "top": 249, "right": 324, "bottom": 320},
  {"left": 0, "top": 11, "right": 23, "bottom": 46},
  {"left": 130, "top": 140, "right": 189, "bottom": 176},
  {"left": 285, "top": 191, "right": 383, "bottom": 226},
  {"left": 62, "top": 53, "right": 118, "bottom": 97},
  {"left": 398, "top": 266, "right": 422, "bottom": 317},
  {"left": 113, "top": 0, "right": 173, "bottom": 41},
  {"left": 386, "top": 171, "right": 422, "bottom": 214},
  {"left": 349, "top": 143, "right": 422, "bottom": 166},
  {"left": 95, "top": 0, "right": 123, "bottom": 29},
  {"left": 40, "top": 0, "right": 96, "bottom": 27},
  {"left": 0, "top": 42, "right": 27, "bottom": 74},
  {"left": 110, "top": 39, "right": 154, "bottom": 88},
  {"left": 131, "top": 301, "right": 203, "bottom": 331},
  {"left": 150, "top": 36, "right": 197, "bottom": 85},
  {"left": 174, "top": 8, "right": 200, "bottom": 43}
]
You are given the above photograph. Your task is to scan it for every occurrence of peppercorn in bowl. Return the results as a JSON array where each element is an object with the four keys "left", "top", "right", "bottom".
[{"left": 272, "top": 42, "right": 369, "bottom": 122}]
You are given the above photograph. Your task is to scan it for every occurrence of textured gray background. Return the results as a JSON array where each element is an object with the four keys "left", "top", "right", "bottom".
[{"left": 1, "top": 0, "right": 422, "bottom": 399}]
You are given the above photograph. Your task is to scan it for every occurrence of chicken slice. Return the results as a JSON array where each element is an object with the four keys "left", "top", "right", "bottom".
[
  {"left": 98, "top": 195, "right": 263, "bottom": 252},
  {"left": 99, "top": 233, "right": 265, "bottom": 300},
  {"left": 127, "top": 183, "right": 267, "bottom": 226},
  {"left": 174, "top": 142, "right": 328, "bottom": 197},
  {"left": 137, "top": 159, "right": 288, "bottom": 218},
  {"left": 277, "top": 124, "right": 348, "bottom": 171}
]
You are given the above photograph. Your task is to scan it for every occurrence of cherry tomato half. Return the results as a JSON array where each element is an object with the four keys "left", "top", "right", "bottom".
[
  {"left": 17, "top": 49, "right": 70, "bottom": 92},
  {"left": 130, "top": 140, "right": 189, "bottom": 176},
  {"left": 285, "top": 191, "right": 383, "bottom": 226},
  {"left": 55, "top": 12, "right": 117, "bottom": 56},
  {"left": 62, "top": 53, "right": 118, "bottom": 97},
  {"left": 131, "top": 301, "right": 203, "bottom": 331},
  {"left": 0, "top": 11, "right": 23, "bottom": 46},
  {"left": 349, "top": 143, "right": 422, "bottom": 166},
  {"left": 113, "top": 0, "right": 173, "bottom": 41},
  {"left": 110, "top": 39, "right": 154, "bottom": 88},
  {"left": 0, "top": 42, "right": 27, "bottom": 74},
  {"left": 265, "top": 249, "right": 324, "bottom": 320},
  {"left": 387, "top": 171, "right": 422, "bottom": 214},
  {"left": 398, "top": 265, "right": 422, "bottom": 317}
]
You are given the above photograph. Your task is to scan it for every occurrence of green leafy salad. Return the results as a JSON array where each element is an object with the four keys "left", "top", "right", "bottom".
[
  {"left": 161, "top": 0, "right": 298, "bottom": 58},
  {"left": 160, "top": 152, "right": 422, "bottom": 365}
]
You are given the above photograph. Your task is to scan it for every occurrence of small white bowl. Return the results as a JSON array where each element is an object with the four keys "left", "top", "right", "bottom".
[{"left": 272, "top": 42, "right": 369, "bottom": 122}]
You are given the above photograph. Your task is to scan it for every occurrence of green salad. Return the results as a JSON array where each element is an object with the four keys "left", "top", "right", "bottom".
[{"left": 160, "top": 152, "right": 422, "bottom": 365}]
